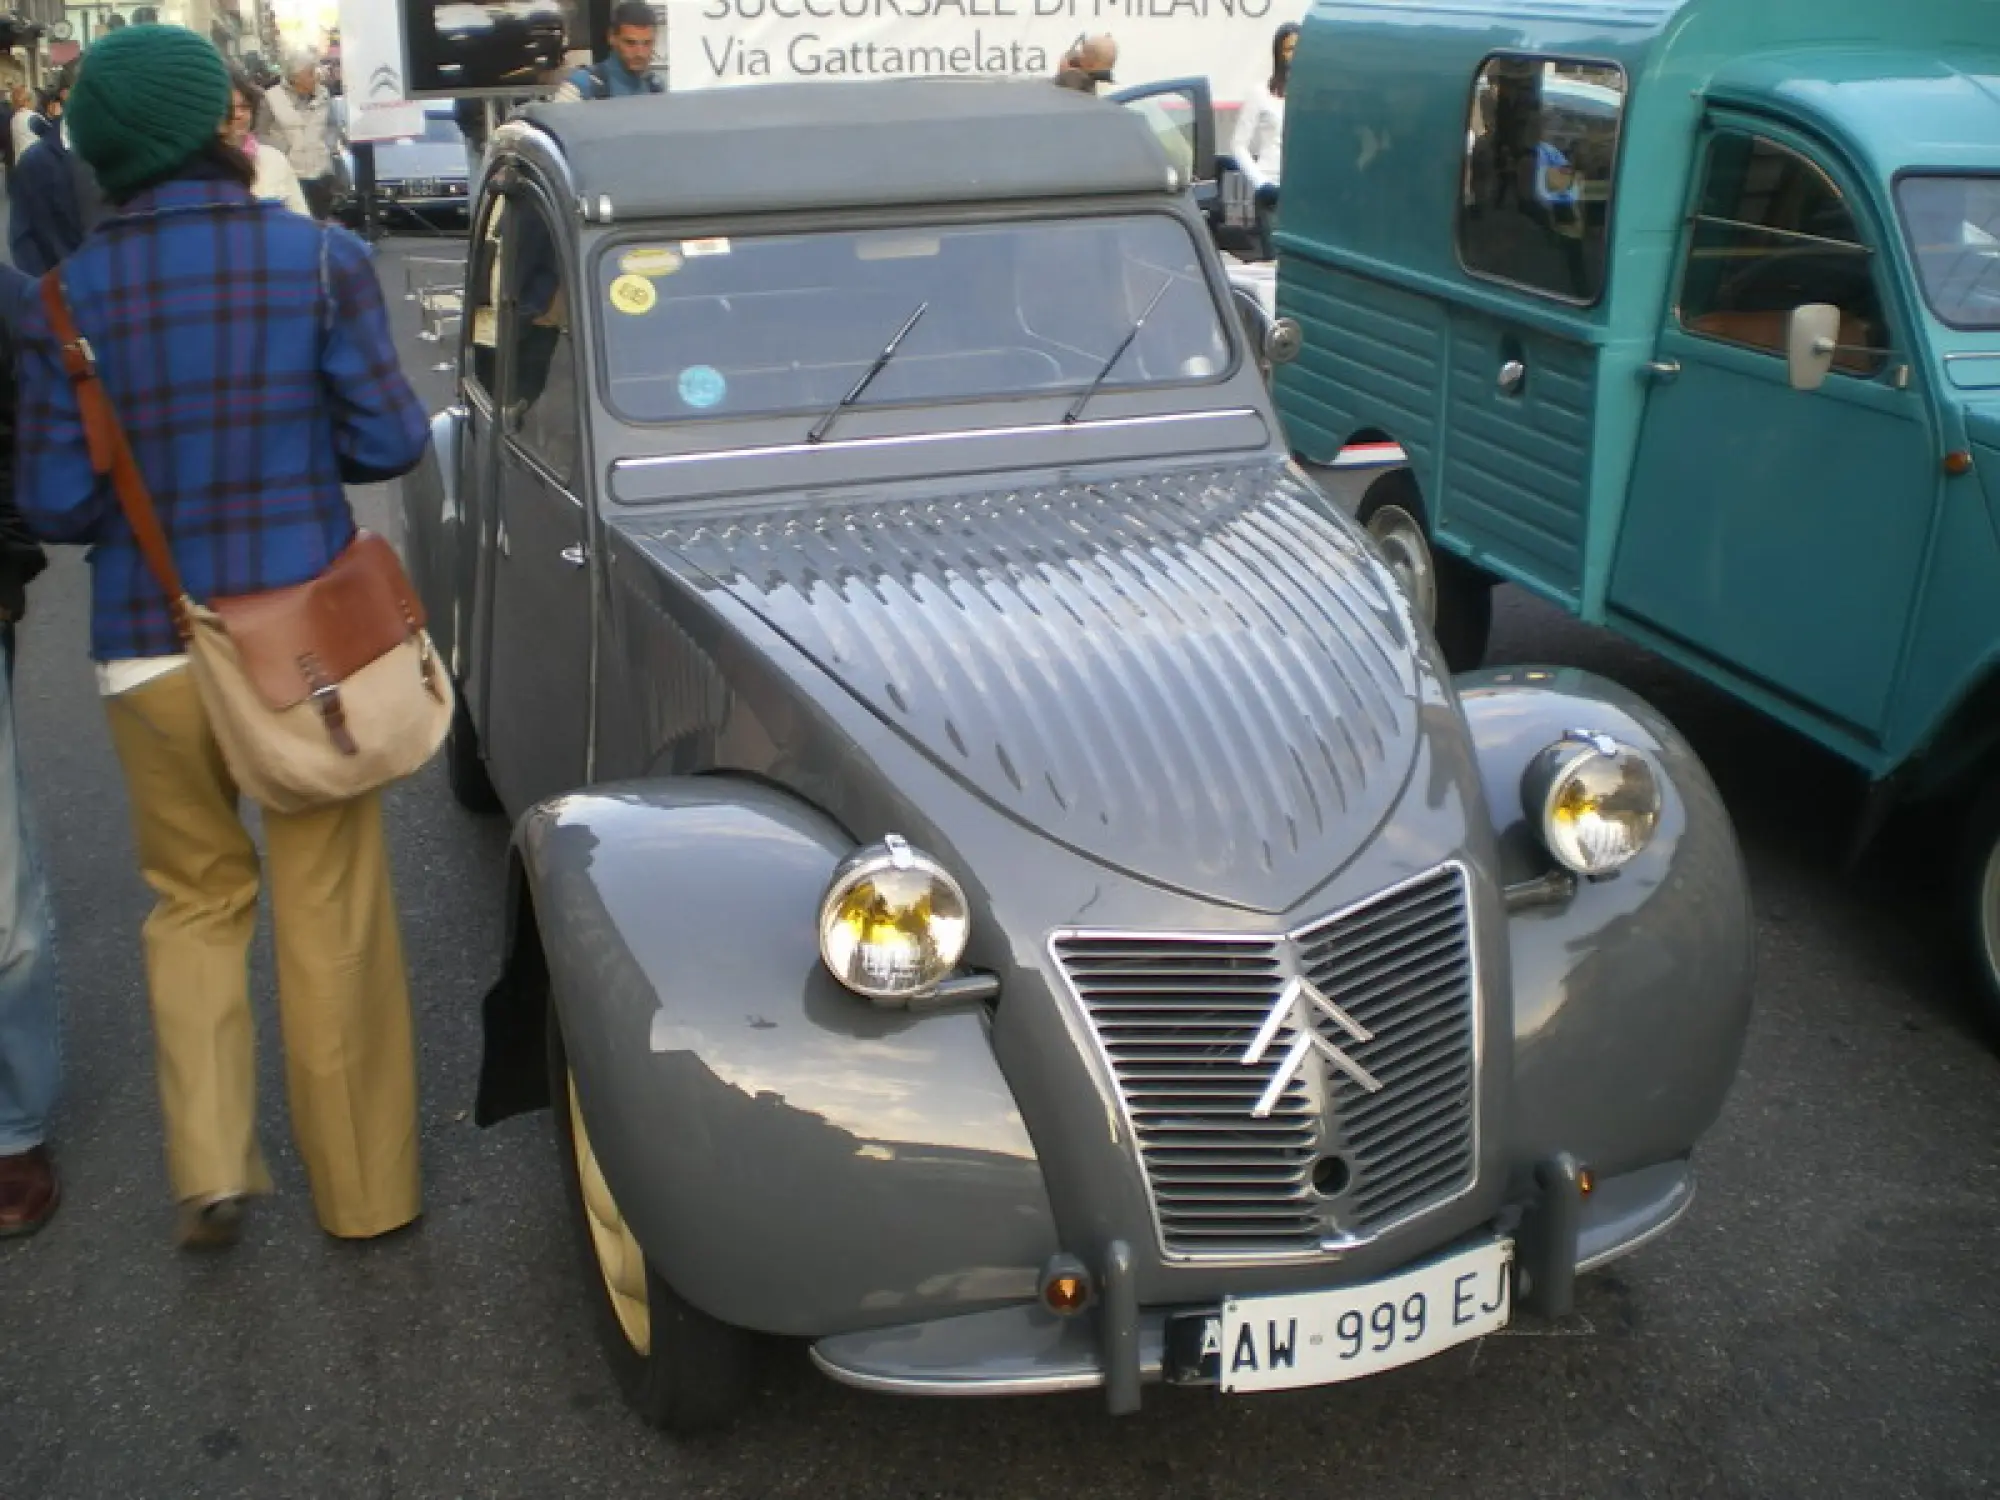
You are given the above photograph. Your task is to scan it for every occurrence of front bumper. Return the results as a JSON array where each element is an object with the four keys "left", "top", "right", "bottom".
[{"left": 811, "top": 1156, "right": 1690, "bottom": 1411}]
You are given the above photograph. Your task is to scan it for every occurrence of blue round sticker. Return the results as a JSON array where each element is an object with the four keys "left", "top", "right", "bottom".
[{"left": 678, "top": 365, "right": 726, "bottom": 410}]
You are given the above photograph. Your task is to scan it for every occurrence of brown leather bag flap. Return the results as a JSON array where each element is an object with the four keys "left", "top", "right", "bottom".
[{"left": 209, "top": 531, "right": 429, "bottom": 711}]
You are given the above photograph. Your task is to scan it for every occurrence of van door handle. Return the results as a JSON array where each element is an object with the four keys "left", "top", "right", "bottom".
[
  {"left": 1641, "top": 358, "right": 1681, "bottom": 384},
  {"left": 560, "top": 544, "right": 587, "bottom": 569},
  {"left": 1497, "top": 359, "right": 1526, "bottom": 394}
]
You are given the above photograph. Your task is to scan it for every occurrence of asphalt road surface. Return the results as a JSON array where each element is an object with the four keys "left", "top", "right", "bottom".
[{"left": 3, "top": 234, "right": 1997, "bottom": 1500}]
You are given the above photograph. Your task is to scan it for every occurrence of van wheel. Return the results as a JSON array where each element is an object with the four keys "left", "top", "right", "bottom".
[
  {"left": 1962, "top": 785, "right": 2000, "bottom": 1045},
  {"left": 547, "top": 1002, "right": 756, "bottom": 1433},
  {"left": 446, "top": 684, "right": 502, "bottom": 815},
  {"left": 1354, "top": 469, "right": 1493, "bottom": 673}
]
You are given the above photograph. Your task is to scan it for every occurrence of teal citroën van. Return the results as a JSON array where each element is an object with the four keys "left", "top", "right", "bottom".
[{"left": 1270, "top": 0, "right": 2000, "bottom": 1025}]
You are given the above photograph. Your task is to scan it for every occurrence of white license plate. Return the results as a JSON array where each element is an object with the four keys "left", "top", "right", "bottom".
[{"left": 1218, "top": 1239, "right": 1513, "bottom": 1394}]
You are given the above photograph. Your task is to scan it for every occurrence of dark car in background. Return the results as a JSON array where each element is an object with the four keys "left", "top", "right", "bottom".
[{"left": 336, "top": 104, "right": 472, "bottom": 232}]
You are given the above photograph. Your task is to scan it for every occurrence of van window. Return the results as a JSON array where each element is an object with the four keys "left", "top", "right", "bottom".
[
  {"left": 1458, "top": 57, "right": 1626, "bottom": 303},
  {"left": 1678, "top": 132, "right": 1887, "bottom": 377},
  {"left": 1896, "top": 175, "right": 2000, "bottom": 331}
]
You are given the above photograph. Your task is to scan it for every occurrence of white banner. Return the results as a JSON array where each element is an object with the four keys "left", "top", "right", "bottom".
[
  {"left": 339, "top": 0, "right": 428, "bottom": 142},
  {"left": 663, "top": 0, "right": 1304, "bottom": 111}
]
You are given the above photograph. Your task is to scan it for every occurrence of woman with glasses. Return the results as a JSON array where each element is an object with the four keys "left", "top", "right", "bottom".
[{"left": 223, "top": 71, "right": 309, "bottom": 216}]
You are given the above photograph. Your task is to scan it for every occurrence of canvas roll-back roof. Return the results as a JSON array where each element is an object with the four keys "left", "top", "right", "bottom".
[{"left": 510, "top": 80, "right": 1181, "bottom": 220}]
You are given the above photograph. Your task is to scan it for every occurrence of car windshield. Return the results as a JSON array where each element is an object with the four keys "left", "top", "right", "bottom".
[
  {"left": 592, "top": 214, "right": 1232, "bottom": 424},
  {"left": 423, "top": 112, "right": 462, "bottom": 145},
  {"left": 1897, "top": 175, "right": 2000, "bottom": 330}
]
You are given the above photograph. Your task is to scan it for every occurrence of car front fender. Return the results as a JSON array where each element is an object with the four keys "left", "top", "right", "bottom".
[
  {"left": 1459, "top": 667, "right": 1755, "bottom": 1181},
  {"left": 506, "top": 777, "right": 1060, "bottom": 1338}
]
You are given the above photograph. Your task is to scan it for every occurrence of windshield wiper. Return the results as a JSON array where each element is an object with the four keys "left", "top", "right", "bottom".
[
  {"left": 807, "top": 301, "right": 930, "bottom": 444},
  {"left": 1064, "top": 276, "right": 1175, "bottom": 425}
]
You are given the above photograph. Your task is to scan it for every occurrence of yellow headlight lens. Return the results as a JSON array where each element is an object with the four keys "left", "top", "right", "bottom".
[
  {"left": 818, "top": 836, "right": 970, "bottom": 1001},
  {"left": 1528, "top": 732, "right": 1661, "bottom": 877}
]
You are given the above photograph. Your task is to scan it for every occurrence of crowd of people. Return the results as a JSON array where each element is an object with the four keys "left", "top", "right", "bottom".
[{"left": 0, "top": 37, "right": 346, "bottom": 277}]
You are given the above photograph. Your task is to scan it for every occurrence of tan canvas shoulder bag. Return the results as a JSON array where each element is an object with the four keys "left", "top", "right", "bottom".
[{"left": 41, "top": 271, "right": 452, "bottom": 815}]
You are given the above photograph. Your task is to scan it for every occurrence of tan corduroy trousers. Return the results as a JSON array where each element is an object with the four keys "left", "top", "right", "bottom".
[{"left": 104, "top": 667, "right": 421, "bottom": 1239}]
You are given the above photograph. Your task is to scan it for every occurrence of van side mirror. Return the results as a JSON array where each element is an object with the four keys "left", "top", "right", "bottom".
[{"left": 1786, "top": 303, "right": 1841, "bottom": 392}]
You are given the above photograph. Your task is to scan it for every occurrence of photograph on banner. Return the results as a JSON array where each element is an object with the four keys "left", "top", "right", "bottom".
[
  {"left": 659, "top": 0, "right": 1307, "bottom": 111},
  {"left": 403, "top": 0, "right": 584, "bottom": 96}
]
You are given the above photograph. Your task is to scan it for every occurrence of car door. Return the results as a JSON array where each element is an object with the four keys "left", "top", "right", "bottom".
[
  {"left": 1114, "top": 78, "right": 1217, "bottom": 221},
  {"left": 454, "top": 192, "right": 508, "bottom": 711},
  {"left": 479, "top": 187, "right": 594, "bottom": 813},
  {"left": 1606, "top": 118, "right": 1938, "bottom": 741}
]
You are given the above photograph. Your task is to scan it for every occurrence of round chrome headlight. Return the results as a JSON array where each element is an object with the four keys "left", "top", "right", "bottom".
[
  {"left": 1522, "top": 731, "right": 1661, "bottom": 877},
  {"left": 818, "top": 835, "right": 970, "bottom": 1001}
]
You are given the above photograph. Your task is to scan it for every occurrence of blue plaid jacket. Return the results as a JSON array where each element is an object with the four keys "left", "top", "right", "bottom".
[{"left": 9, "top": 175, "right": 429, "bottom": 661}]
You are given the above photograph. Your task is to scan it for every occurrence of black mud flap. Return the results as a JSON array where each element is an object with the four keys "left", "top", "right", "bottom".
[{"left": 472, "top": 944, "right": 551, "bottom": 1127}]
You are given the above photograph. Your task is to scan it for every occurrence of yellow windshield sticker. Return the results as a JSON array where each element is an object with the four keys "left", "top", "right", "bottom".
[
  {"left": 620, "top": 246, "right": 682, "bottom": 278},
  {"left": 608, "top": 274, "right": 657, "bottom": 316}
]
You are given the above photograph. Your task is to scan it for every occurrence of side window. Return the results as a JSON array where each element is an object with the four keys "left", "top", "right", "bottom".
[
  {"left": 1458, "top": 56, "right": 1627, "bottom": 303},
  {"left": 1678, "top": 132, "right": 1887, "bottom": 377},
  {"left": 464, "top": 197, "right": 507, "bottom": 399},
  {"left": 501, "top": 202, "right": 580, "bottom": 487}
]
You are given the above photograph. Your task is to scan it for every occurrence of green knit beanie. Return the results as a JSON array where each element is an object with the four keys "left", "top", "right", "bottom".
[{"left": 69, "top": 25, "right": 232, "bottom": 199}]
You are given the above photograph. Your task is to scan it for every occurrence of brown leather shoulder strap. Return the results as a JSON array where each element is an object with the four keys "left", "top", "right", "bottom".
[{"left": 38, "top": 270, "right": 193, "bottom": 630}]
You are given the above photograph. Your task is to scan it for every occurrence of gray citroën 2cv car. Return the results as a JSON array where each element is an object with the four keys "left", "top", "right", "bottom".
[{"left": 401, "top": 80, "right": 1754, "bottom": 1431}]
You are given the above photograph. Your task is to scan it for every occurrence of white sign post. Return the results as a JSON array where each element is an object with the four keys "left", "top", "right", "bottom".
[
  {"left": 339, "top": 0, "right": 428, "bottom": 143},
  {"left": 662, "top": 0, "right": 1305, "bottom": 112}
]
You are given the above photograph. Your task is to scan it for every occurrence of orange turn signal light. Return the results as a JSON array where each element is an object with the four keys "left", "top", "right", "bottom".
[
  {"left": 1578, "top": 1167, "right": 1596, "bottom": 1198},
  {"left": 1944, "top": 450, "right": 1975, "bottom": 477},
  {"left": 1044, "top": 1274, "right": 1091, "bottom": 1314}
]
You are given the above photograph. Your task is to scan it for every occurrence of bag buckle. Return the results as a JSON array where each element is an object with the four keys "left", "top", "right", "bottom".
[{"left": 300, "top": 655, "right": 360, "bottom": 758}]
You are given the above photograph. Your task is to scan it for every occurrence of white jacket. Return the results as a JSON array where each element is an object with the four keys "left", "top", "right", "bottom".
[
  {"left": 252, "top": 140, "right": 311, "bottom": 216},
  {"left": 262, "top": 82, "right": 336, "bottom": 182},
  {"left": 1230, "top": 86, "right": 1285, "bottom": 192}
]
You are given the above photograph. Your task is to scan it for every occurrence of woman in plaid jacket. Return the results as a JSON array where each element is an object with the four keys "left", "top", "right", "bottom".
[{"left": 8, "top": 25, "right": 433, "bottom": 1251}]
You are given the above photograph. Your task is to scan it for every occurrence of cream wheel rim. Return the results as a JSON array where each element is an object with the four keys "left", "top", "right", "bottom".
[
  {"left": 1364, "top": 502, "right": 1438, "bottom": 626},
  {"left": 567, "top": 1070, "right": 652, "bottom": 1355}
]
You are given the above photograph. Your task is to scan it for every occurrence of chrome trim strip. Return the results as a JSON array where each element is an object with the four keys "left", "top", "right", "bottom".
[
  {"left": 610, "top": 408, "right": 1265, "bottom": 474},
  {"left": 1046, "top": 860, "right": 1483, "bottom": 1268},
  {"left": 808, "top": 1345, "right": 1107, "bottom": 1397},
  {"left": 1576, "top": 1178, "right": 1697, "bottom": 1275}
]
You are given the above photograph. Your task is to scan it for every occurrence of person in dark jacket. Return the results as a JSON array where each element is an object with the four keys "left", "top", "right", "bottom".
[
  {"left": 0, "top": 316, "right": 62, "bottom": 1240},
  {"left": 7, "top": 79, "right": 88, "bottom": 274}
]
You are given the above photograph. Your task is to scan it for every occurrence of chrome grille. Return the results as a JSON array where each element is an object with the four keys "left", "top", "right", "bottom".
[{"left": 1055, "top": 866, "right": 1476, "bottom": 1260}]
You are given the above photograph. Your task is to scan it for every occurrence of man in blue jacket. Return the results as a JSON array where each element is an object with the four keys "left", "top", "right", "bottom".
[
  {"left": 7, "top": 79, "right": 93, "bottom": 275},
  {"left": 553, "top": 1, "right": 663, "bottom": 101}
]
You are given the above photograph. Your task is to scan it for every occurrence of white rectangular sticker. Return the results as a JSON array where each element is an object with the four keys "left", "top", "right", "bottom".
[
  {"left": 1219, "top": 1239, "right": 1512, "bottom": 1394},
  {"left": 681, "top": 237, "right": 732, "bottom": 257}
]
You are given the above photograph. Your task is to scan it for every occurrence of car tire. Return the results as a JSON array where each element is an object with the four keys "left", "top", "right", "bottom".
[
  {"left": 1961, "top": 780, "right": 2000, "bottom": 1046},
  {"left": 1354, "top": 468, "right": 1493, "bottom": 673},
  {"left": 547, "top": 1000, "right": 756, "bottom": 1434},
  {"left": 445, "top": 684, "right": 503, "bottom": 815}
]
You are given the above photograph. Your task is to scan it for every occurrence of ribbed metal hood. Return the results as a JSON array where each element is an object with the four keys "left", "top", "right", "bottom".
[{"left": 635, "top": 461, "right": 1426, "bottom": 913}]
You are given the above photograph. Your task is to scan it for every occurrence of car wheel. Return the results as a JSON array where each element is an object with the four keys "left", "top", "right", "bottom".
[
  {"left": 1354, "top": 468, "right": 1493, "bottom": 673},
  {"left": 1961, "top": 782, "right": 2000, "bottom": 1045},
  {"left": 445, "top": 684, "right": 502, "bottom": 815},
  {"left": 547, "top": 1002, "right": 756, "bottom": 1433}
]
